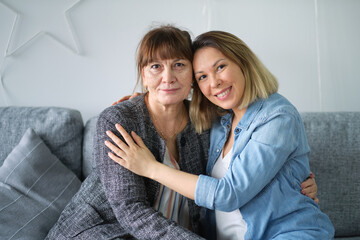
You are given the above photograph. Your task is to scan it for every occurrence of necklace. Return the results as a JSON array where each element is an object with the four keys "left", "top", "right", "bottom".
[{"left": 149, "top": 107, "right": 187, "bottom": 141}]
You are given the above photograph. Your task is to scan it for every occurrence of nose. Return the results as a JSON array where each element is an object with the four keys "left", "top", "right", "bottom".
[
  {"left": 209, "top": 75, "right": 220, "bottom": 88},
  {"left": 162, "top": 67, "right": 175, "bottom": 84}
]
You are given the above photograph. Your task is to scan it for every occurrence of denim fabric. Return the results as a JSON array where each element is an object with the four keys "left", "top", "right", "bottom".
[{"left": 195, "top": 93, "right": 335, "bottom": 239}]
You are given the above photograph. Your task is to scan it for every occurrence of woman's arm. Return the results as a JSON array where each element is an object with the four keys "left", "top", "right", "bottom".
[{"left": 106, "top": 122, "right": 318, "bottom": 205}]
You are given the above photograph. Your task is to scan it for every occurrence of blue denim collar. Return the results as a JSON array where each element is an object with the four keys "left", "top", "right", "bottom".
[{"left": 220, "top": 97, "right": 265, "bottom": 130}]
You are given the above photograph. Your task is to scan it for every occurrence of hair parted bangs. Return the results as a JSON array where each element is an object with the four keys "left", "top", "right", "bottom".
[{"left": 136, "top": 26, "right": 193, "bottom": 92}]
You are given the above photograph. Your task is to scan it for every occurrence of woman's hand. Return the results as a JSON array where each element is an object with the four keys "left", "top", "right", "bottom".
[
  {"left": 112, "top": 92, "right": 142, "bottom": 105},
  {"left": 105, "top": 124, "right": 159, "bottom": 178},
  {"left": 301, "top": 172, "right": 319, "bottom": 204},
  {"left": 106, "top": 123, "right": 198, "bottom": 199}
]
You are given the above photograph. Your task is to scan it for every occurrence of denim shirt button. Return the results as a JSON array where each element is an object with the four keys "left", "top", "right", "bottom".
[
  {"left": 216, "top": 149, "right": 220, "bottom": 152},
  {"left": 226, "top": 124, "right": 230, "bottom": 129},
  {"left": 235, "top": 128, "right": 240, "bottom": 133}
]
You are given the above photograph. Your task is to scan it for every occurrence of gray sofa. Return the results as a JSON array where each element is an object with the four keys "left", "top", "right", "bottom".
[{"left": 0, "top": 106, "right": 359, "bottom": 239}]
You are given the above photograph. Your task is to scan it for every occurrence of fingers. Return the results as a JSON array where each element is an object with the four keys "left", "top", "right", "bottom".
[
  {"left": 131, "top": 131, "right": 146, "bottom": 148},
  {"left": 302, "top": 190, "right": 319, "bottom": 204},
  {"left": 105, "top": 140, "right": 126, "bottom": 158},
  {"left": 107, "top": 151, "right": 126, "bottom": 167},
  {"left": 301, "top": 176, "right": 318, "bottom": 204},
  {"left": 106, "top": 130, "right": 129, "bottom": 151},
  {"left": 112, "top": 100, "right": 120, "bottom": 106},
  {"left": 301, "top": 185, "right": 319, "bottom": 204},
  {"left": 114, "top": 124, "right": 137, "bottom": 148},
  {"left": 112, "top": 96, "right": 132, "bottom": 106},
  {"left": 112, "top": 92, "right": 143, "bottom": 105},
  {"left": 105, "top": 124, "right": 142, "bottom": 151},
  {"left": 302, "top": 183, "right": 317, "bottom": 195},
  {"left": 301, "top": 176, "right": 316, "bottom": 189},
  {"left": 129, "top": 92, "right": 142, "bottom": 99},
  {"left": 301, "top": 178, "right": 317, "bottom": 194}
]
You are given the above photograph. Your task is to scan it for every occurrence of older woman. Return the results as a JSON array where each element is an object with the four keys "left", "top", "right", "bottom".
[
  {"left": 106, "top": 31, "right": 333, "bottom": 239},
  {"left": 46, "top": 26, "right": 208, "bottom": 240}
]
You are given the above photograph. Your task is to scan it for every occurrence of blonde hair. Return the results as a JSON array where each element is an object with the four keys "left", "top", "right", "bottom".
[
  {"left": 190, "top": 31, "right": 278, "bottom": 133},
  {"left": 135, "top": 25, "right": 193, "bottom": 92}
]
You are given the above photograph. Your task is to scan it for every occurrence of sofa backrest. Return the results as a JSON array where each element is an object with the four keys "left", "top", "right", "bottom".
[
  {"left": 2, "top": 107, "right": 357, "bottom": 237},
  {"left": 301, "top": 112, "right": 360, "bottom": 238},
  {"left": 82, "top": 116, "right": 98, "bottom": 179},
  {"left": 0, "top": 107, "right": 84, "bottom": 179}
]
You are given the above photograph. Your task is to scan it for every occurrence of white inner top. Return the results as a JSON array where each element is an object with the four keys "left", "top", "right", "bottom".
[{"left": 211, "top": 148, "right": 247, "bottom": 240}]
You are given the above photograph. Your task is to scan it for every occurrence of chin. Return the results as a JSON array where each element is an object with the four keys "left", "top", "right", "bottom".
[{"left": 160, "top": 97, "right": 185, "bottom": 105}]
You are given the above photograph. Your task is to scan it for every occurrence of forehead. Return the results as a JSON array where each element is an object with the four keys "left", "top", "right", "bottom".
[
  {"left": 195, "top": 47, "right": 224, "bottom": 58},
  {"left": 193, "top": 47, "right": 226, "bottom": 68},
  {"left": 144, "top": 43, "right": 189, "bottom": 62}
]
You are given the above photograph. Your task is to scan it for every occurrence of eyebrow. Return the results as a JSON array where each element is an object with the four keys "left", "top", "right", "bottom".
[
  {"left": 172, "top": 58, "right": 184, "bottom": 62},
  {"left": 194, "top": 58, "right": 225, "bottom": 75},
  {"left": 149, "top": 58, "right": 183, "bottom": 63}
]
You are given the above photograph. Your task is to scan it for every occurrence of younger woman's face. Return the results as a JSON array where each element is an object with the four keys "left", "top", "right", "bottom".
[
  {"left": 193, "top": 47, "right": 245, "bottom": 111},
  {"left": 142, "top": 57, "right": 193, "bottom": 107}
]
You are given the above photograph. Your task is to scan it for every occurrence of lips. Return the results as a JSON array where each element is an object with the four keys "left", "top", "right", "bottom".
[
  {"left": 162, "top": 88, "right": 179, "bottom": 93},
  {"left": 215, "top": 87, "right": 231, "bottom": 99}
]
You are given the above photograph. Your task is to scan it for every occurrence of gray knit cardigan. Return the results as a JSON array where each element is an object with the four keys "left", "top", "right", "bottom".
[{"left": 46, "top": 95, "right": 209, "bottom": 239}]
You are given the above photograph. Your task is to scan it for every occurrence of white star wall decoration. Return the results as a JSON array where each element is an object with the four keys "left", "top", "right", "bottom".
[{"left": 0, "top": 0, "right": 82, "bottom": 56}]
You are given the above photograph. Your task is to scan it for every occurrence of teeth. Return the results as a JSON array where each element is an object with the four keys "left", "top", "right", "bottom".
[{"left": 217, "top": 88, "right": 230, "bottom": 98}]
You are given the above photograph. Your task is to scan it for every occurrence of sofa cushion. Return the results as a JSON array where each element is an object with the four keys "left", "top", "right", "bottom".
[
  {"left": 0, "top": 107, "right": 83, "bottom": 178},
  {"left": 82, "top": 116, "right": 98, "bottom": 179},
  {"left": 0, "top": 128, "right": 81, "bottom": 239},
  {"left": 301, "top": 112, "right": 360, "bottom": 237}
]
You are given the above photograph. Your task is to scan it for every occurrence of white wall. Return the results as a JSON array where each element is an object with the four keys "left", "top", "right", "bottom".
[{"left": 0, "top": 0, "right": 359, "bottom": 123}]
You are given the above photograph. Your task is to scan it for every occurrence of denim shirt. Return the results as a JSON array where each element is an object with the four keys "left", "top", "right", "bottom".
[{"left": 195, "top": 93, "right": 334, "bottom": 239}]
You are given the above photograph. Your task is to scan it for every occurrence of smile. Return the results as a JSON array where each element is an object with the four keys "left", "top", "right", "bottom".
[
  {"left": 215, "top": 87, "right": 231, "bottom": 98},
  {"left": 162, "top": 88, "right": 179, "bottom": 92}
]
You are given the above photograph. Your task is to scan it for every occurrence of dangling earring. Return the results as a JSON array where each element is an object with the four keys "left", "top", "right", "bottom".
[{"left": 144, "top": 85, "right": 148, "bottom": 92}]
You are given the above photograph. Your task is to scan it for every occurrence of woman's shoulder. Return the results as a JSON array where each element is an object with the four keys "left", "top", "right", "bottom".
[
  {"left": 97, "top": 95, "right": 147, "bottom": 125},
  {"left": 260, "top": 93, "right": 300, "bottom": 119}
]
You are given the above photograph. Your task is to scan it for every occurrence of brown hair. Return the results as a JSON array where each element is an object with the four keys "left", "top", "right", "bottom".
[
  {"left": 190, "top": 31, "right": 278, "bottom": 133},
  {"left": 135, "top": 25, "right": 193, "bottom": 92}
]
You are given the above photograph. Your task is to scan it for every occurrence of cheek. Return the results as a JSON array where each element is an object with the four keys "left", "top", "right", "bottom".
[
  {"left": 179, "top": 70, "right": 193, "bottom": 85},
  {"left": 198, "top": 82, "right": 210, "bottom": 96},
  {"left": 143, "top": 72, "right": 158, "bottom": 88},
  {"left": 142, "top": 71, "right": 151, "bottom": 85}
]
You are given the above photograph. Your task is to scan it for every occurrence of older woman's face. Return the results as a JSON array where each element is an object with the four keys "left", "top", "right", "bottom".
[
  {"left": 193, "top": 47, "right": 245, "bottom": 111},
  {"left": 142, "top": 57, "right": 193, "bottom": 106}
]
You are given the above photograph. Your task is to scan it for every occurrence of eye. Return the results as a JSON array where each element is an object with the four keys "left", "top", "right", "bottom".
[
  {"left": 197, "top": 75, "right": 207, "bottom": 81},
  {"left": 216, "top": 64, "right": 226, "bottom": 71},
  {"left": 150, "top": 64, "right": 161, "bottom": 69},
  {"left": 174, "top": 62, "right": 185, "bottom": 69}
]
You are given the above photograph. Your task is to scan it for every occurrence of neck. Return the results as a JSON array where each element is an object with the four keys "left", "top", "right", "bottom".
[
  {"left": 146, "top": 94, "right": 186, "bottom": 118},
  {"left": 232, "top": 106, "right": 247, "bottom": 127},
  {"left": 145, "top": 94, "right": 188, "bottom": 141}
]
